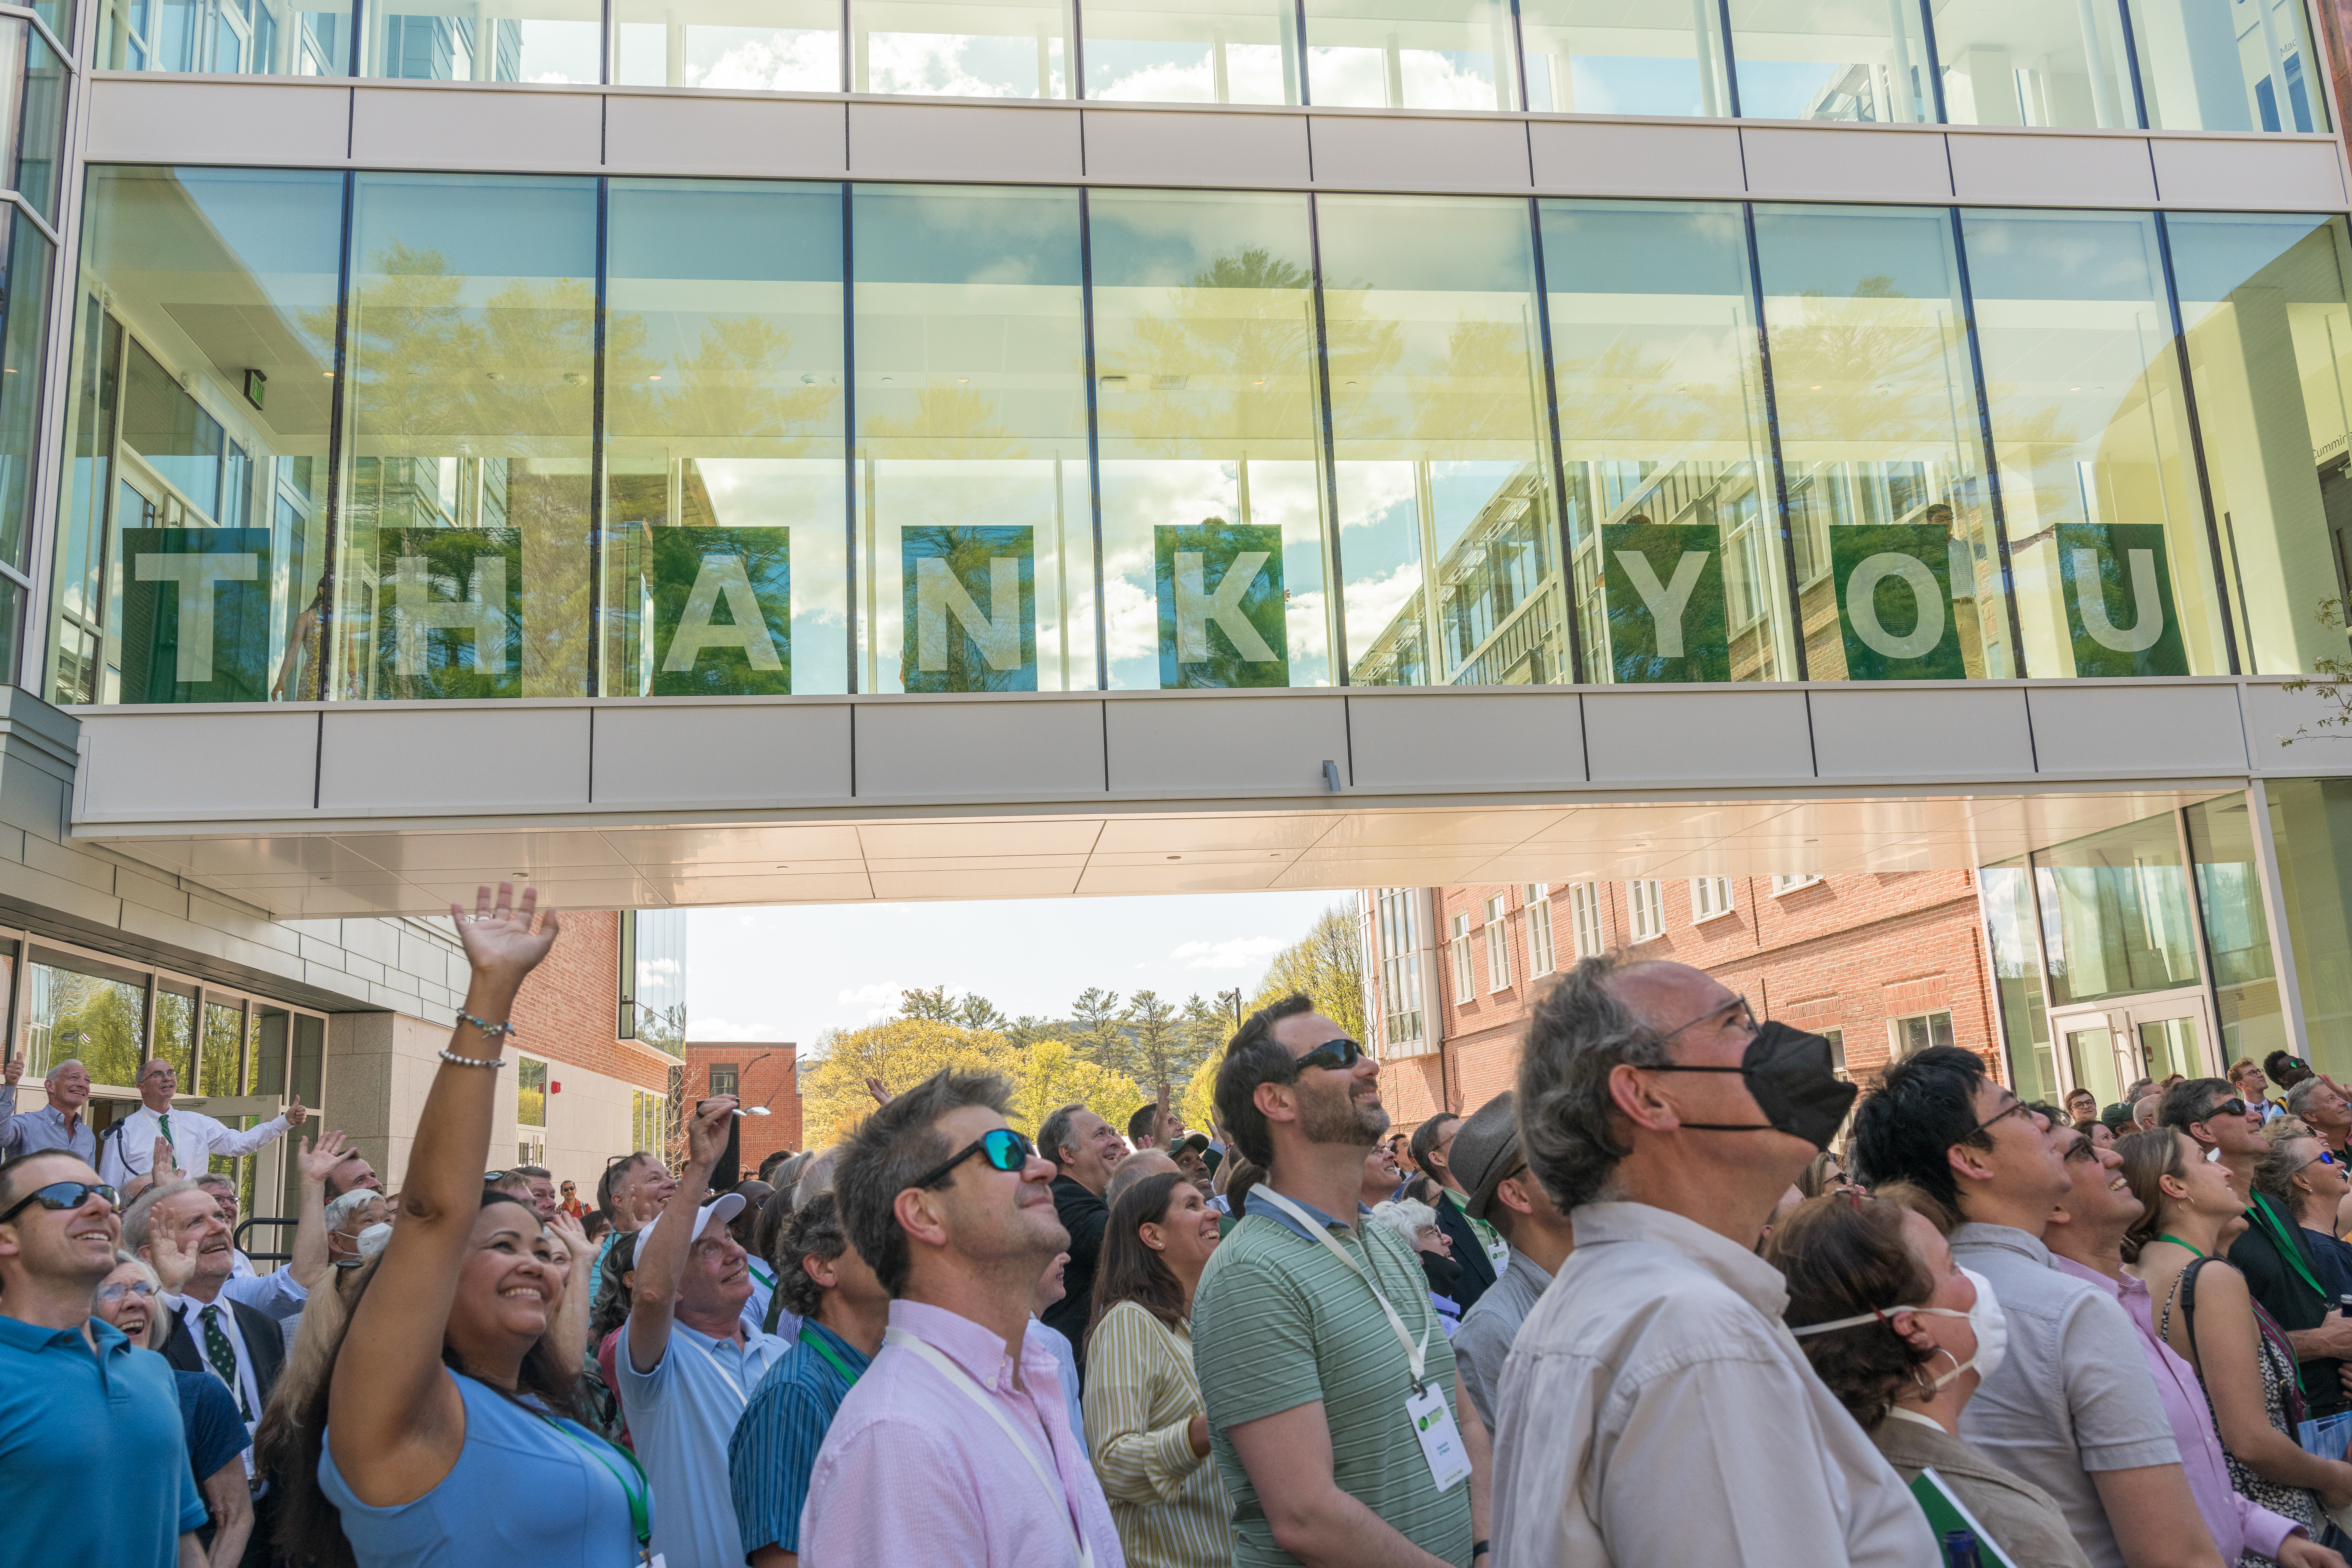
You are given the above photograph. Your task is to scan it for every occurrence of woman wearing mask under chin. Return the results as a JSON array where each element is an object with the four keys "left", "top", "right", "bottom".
[{"left": 1768, "top": 1185, "right": 2091, "bottom": 1568}]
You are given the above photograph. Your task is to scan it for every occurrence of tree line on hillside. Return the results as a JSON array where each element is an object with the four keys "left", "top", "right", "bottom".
[{"left": 800, "top": 901, "right": 1365, "bottom": 1145}]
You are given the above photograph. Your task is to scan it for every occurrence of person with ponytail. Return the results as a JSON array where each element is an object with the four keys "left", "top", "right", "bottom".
[
  {"left": 1768, "top": 1185, "right": 2089, "bottom": 1568},
  {"left": 2122, "top": 1127, "right": 2352, "bottom": 1560},
  {"left": 273, "top": 883, "right": 651, "bottom": 1568}
]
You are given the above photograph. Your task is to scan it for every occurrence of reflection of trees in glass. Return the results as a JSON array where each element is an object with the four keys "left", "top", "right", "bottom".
[
  {"left": 635, "top": 1000, "right": 686, "bottom": 1058},
  {"left": 517, "top": 1056, "right": 547, "bottom": 1127},
  {"left": 862, "top": 383, "right": 1022, "bottom": 457},
  {"left": 1098, "top": 249, "right": 1337, "bottom": 456},
  {"left": 1406, "top": 317, "right": 1545, "bottom": 446},
  {"left": 40, "top": 971, "right": 146, "bottom": 1088}
]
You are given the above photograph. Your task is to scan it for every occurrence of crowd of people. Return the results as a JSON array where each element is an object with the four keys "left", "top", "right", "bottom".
[{"left": 14, "top": 884, "right": 2352, "bottom": 1567}]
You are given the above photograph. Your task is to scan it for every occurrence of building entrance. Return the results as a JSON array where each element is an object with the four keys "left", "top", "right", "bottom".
[{"left": 2053, "top": 987, "right": 2218, "bottom": 1111}]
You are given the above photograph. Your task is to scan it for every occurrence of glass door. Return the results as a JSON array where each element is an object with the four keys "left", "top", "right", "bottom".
[{"left": 2053, "top": 988, "right": 2216, "bottom": 1109}]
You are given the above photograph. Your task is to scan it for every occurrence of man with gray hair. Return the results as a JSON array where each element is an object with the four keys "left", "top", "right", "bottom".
[
  {"left": 98, "top": 1055, "right": 306, "bottom": 1200},
  {"left": 1038, "top": 1100, "right": 1125, "bottom": 1371},
  {"left": 0, "top": 1057, "right": 93, "bottom": 1160},
  {"left": 2134, "top": 1093, "right": 2163, "bottom": 1131},
  {"left": 2288, "top": 1076, "right": 2352, "bottom": 1160},
  {"left": 1491, "top": 953, "right": 1935, "bottom": 1568}
]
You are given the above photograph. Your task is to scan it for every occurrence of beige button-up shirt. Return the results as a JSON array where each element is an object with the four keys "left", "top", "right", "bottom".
[{"left": 1491, "top": 1201, "right": 1939, "bottom": 1568}]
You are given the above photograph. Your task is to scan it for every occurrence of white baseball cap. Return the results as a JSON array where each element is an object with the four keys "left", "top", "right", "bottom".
[{"left": 633, "top": 1191, "right": 747, "bottom": 1267}]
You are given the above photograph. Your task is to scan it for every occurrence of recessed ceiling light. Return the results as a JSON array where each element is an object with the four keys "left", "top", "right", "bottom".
[{"left": 1167, "top": 855, "right": 1181, "bottom": 860}]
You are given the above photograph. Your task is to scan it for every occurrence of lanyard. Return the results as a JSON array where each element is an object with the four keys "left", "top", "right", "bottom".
[
  {"left": 800, "top": 1326, "right": 862, "bottom": 1388},
  {"left": 884, "top": 1327, "right": 1093, "bottom": 1568},
  {"left": 543, "top": 1416, "right": 653, "bottom": 1559},
  {"left": 1252, "top": 1186, "right": 1430, "bottom": 1392},
  {"left": 2249, "top": 1196, "right": 2331, "bottom": 1304},
  {"left": 2157, "top": 1234, "right": 2208, "bottom": 1258}
]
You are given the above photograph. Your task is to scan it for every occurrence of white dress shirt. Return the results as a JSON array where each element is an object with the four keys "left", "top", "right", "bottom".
[
  {"left": 98, "top": 1103, "right": 292, "bottom": 1189},
  {"left": 169, "top": 1290, "right": 263, "bottom": 1470}
]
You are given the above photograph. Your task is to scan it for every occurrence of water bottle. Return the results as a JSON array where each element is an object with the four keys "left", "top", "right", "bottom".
[
  {"left": 1944, "top": 1529, "right": 1983, "bottom": 1568},
  {"left": 2338, "top": 1294, "right": 2352, "bottom": 1319}
]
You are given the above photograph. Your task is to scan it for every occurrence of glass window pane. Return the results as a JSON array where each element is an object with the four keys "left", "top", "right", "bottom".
[
  {"left": 1982, "top": 859, "right": 2057, "bottom": 1101},
  {"left": 518, "top": 1054, "right": 547, "bottom": 1125},
  {"left": 1517, "top": 0, "right": 1729, "bottom": 114},
  {"left": 1930, "top": 0, "right": 2135, "bottom": 127},
  {"left": 55, "top": 168, "right": 341, "bottom": 706},
  {"left": 604, "top": 180, "right": 847, "bottom": 697},
  {"left": 2130, "top": 0, "right": 2325, "bottom": 132},
  {"left": 2033, "top": 811, "right": 2200, "bottom": 1006},
  {"left": 1543, "top": 199, "right": 1794, "bottom": 684},
  {"left": 18, "top": 33, "right": 68, "bottom": 221},
  {"left": 612, "top": 0, "right": 840, "bottom": 88},
  {"left": 200, "top": 999, "right": 251, "bottom": 1097},
  {"left": 852, "top": 185, "right": 1095, "bottom": 691},
  {"left": 1726, "top": 0, "right": 1933, "bottom": 122},
  {"left": 1078, "top": 0, "right": 1299, "bottom": 102},
  {"left": 1301, "top": 0, "right": 1517, "bottom": 108},
  {"left": 0, "top": 212, "right": 53, "bottom": 578},
  {"left": 361, "top": 0, "right": 598, "bottom": 80},
  {"left": 2183, "top": 793, "right": 2285, "bottom": 1063},
  {"left": 850, "top": 0, "right": 1071, "bottom": 95},
  {"left": 1753, "top": 204, "right": 2009, "bottom": 679},
  {"left": 1089, "top": 189, "right": 1330, "bottom": 689},
  {"left": 1317, "top": 194, "right": 1568, "bottom": 687},
  {"left": 22, "top": 956, "right": 148, "bottom": 1088},
  {"left": 99, "top": 0, "right": 355, "bottom": 74},
  {"left": 334, "top": 174, "right": 598, "bottom": 700},
  {"left": 152, "top": 982, "right": 195, "bottom": 1085},
  {"left": 1962, "top": 209, "right": 2227, "bottom": 678},
  {"left": 2167, "top": 211, "right": 2352, "bottom": 675},
  {"left": 2270, "top": 777, "right": 2352, "bottom": 1074}
]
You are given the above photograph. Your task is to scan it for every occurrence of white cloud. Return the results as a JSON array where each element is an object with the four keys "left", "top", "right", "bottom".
[
  {"left": 1169, "top": 935, "right": 1286, "bottom": 970},
  {"left": 686, "top": 1017, "right": 782, "bottom": 1042},
  {"left": 836, "top": 980, "right": 905, "bottom": 1020}
]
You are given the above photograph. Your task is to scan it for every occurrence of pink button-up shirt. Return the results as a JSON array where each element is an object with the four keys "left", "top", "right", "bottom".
[
  {"left": 801, "top": 1298, "right": 1125, "bottom": 1568},
  {"left": 2049, "top": 1254, "right": 2299, "bottom": 1562}
]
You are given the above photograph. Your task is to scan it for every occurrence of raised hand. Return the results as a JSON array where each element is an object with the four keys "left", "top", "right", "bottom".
[
  {"left": 546, "top": 1208, "right": 590, "bottom": 1272},
  {"left": 150, "top": 1135, "right": 180, "bottom": 1182},
  {"left": 450, "top": 882, "right": 561, "bottom": 990},
  {"left": 865, "top": 1075, "right": 891, "bottom": 1107},
  {"left": 686, "top": 1095, "right": 736, "bottom": 1169},
  {"left": 148, "top": 1213, "right": 200, "bottom": 1296},
  {"left": 284, "top": 1094, "right": 309, "bottom": 1126},
  {"left": 2, "top": 1055, "right": 18, "bottom": 1087},
  {"left": 299, "top": 1129, "right": 351, "bottom": 1186}
]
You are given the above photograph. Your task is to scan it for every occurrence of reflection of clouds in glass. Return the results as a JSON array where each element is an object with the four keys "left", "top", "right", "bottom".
[
  {"left": 690, "top": 31, "right": 841, "bottom": 88},
  {"left": 1336, "top": 460, "right": 1416, "bottom": 532},
  {"left": 1343, "top": 561, "right": 1422, "bottom": 639},
  {"left": 1308, "top": 46, "right": 1501, "bottom": 109},
  {"left": 1105, "top": 574, "right": 1158, "bottom": 660},
  {"left": 518, "top": 20, "right": 599, "bottom": 82},
  {"left": 1089, "top": 42, "right": 1290, "bottom": 101},
  {"left": 865, "top": 32, "right": 1063, "bottom": 96}
]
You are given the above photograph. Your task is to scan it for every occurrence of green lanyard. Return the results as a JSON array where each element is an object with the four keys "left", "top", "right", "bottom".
[
  {"left": 800, "top": 1325, "right": 863, "bottom": 1388},
  {"left": 2248, "top": 1195, "right": 2331, "bottom": 1305},
  {"left": 2157, "top": 1234, "right": 2207, "bottom": 1258},
  {"left": 544, "top": 1416, "right": 652, "bottom": 1559}
]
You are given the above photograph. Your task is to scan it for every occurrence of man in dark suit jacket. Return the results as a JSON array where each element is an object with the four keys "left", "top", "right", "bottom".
[
  {"left": 1037, "top": 1100, "right": 1124, "bottom": 1372},
  {"left": 1409, "top": 1110, "right": 1506, "bottom": 1312}
]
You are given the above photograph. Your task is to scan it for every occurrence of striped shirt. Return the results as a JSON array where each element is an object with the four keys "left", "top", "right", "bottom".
[
  {"left": 1191, "top": 1188, "right": 1472, "bottom": 1568},
  {"left": 1083, "top": 1302, "right": 1231, "bottom": 1568},
  {"left": 728, "top": 1320, "right": 870, "bottom": 1557}
]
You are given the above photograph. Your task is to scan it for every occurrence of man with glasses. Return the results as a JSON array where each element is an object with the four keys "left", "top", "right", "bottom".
[
  {"left": 1855, "top": 1044, "right": 2218, "bottom": 1568},
  {"left": 804, "top": 1068, "right": 1118, "bottom": 1568},
  {"left": 1494, "top": 955, "right": 1927, "bottom": 1568},
  {"left": 2160, "top": 1077, "right": 2269, "bottom": 1200},
  {"left": 99, "top": 1057, "right": 307, "bottom": 1202},
  {"left": 1441, "top": 1093, "right": 1572, "bottom": 1432},
  {"left": 2288, "top": 1076, "right": 2352, "bottom": 1162},
  {"left": 0, "top": 1150, "right": 207, "bottom": 1568},
  {"left": 1192, "top": 993, "right": 1486, "bottom": 1568},
  {"left": 1408, "top": 1111, "right": 1506, "bottom": 1312}
]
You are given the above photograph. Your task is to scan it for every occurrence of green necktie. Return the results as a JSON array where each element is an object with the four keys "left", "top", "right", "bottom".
[
  {"left": 200, "top": 1304, "right": 250, "bottom": 1420},
  {"left": 156, "top": 1113, "right": 173, "bottom": 1172}
]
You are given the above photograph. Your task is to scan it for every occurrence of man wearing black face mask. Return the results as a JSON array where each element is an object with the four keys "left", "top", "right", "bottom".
[{"left": 1491, "top": 955, "right": 1938, "bottom": 1568}]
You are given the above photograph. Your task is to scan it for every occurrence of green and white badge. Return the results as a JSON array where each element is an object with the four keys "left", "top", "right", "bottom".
[{"left": 1406, "top": 1381, "right": 1472, "bottom": 1492}]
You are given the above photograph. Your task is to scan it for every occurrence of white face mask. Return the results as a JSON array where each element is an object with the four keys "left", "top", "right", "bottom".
[
  {"left": 355, "top": 1222, "right": 392, "bottom": 1259},
  {"left": 1791, "top": 1265, "right": 2007, "bottom": 1389}
]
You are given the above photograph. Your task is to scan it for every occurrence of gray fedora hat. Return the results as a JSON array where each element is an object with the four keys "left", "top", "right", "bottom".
[{"left": 1453, "top": 1092, "right": 1522, "bottom": 1225}]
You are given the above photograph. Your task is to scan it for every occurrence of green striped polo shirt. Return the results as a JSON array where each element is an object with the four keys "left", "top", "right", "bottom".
[{"left": 1191, "top": 1198, "right": 1474, "bottom": 1568}]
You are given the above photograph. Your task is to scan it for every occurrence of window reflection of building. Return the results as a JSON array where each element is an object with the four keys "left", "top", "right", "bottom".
[{"left": 1352, "top": 460, "right": 1564, "bottom": 687}]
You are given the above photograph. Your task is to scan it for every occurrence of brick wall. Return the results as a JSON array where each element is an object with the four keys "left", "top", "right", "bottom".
[
  {"left": 509, "top": 910, "right": 672, "bottom": 1094},
  {"left": 683, "top": 1043, "right": 804, "bottom": 1173},
  {"left": 1373, "top": 871, "right": 2000, "bottom": 1138}
]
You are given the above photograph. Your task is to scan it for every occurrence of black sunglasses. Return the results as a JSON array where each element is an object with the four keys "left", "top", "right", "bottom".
[
  {"left": 0, "top": 1180, "right": 120, "bottom": 1224},
  {"left": 2197, "top": 1098, "right": 2252, "bottom": 1122},
  {"left": 1285, "top": 1037, "right": 1367, "bottom": 1078},
  {"left": 911, "top": 1127, "right": 1035, "bottom": 1191}
]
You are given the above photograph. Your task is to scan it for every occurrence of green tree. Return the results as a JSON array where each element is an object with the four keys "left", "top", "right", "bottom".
[
  {"left": 801, "top": 1018, "right": 1016, "bottom": 1145},
  {"left": 1070, "top": 987, "right": 1129, "bottom": 1076},
  {"left": 1013, "top": 1041, "right": 1142, "bottom": 1142},
  {"left": 1249, "top": 902, "right": 1366, "bottom": 1042},
  {"left": 898, "top": 985, "right": 957, "bottom": 1021},
  {"left": 1179, "top": 993, "right": 1230, "bottom": 1076},
  {"left": 1005, "top": 1014, "right": 1065, "bottom": 1051},
  {"left": 1122, "top": 990, "right": 1184, "bottom": 1093},
  {"left": 955, "top": 994, "right": 1009, "bottom": 1032}
]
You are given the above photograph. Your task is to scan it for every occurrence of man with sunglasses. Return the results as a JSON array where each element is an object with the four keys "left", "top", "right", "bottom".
[
  {"left": 0, "top": 1150, "right": 207, "bottom": 1568},
  {"left": 1192, "top": 995, "right": 1485, "bottom": 1568},
  {"left": 804, "top": 1069, "right": 1118, "bottom": 1568},
  {"left": 1856, "top": 1045, "right": 2219, "bottom": 1568}
]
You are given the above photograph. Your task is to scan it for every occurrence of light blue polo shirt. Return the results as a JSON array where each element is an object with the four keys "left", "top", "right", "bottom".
[
  {"left": 0, "top": 1314, "right": 205, "bottom": 1566},
  {"left": 618, "top": 1316, "right": 791, "bottom": 1568}
]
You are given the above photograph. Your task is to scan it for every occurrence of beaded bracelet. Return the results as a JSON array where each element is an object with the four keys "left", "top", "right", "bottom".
[
  {"left": 459, "top": 1011, "right": 518, "bottom": 1038},
  {"left": 439, "top": 1045, "right": 505, "bottom": 1069}
]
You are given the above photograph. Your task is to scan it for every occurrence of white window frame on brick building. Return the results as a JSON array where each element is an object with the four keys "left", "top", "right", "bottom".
[
  {"left": 1485, "top": 893, "right": 1512, "bottom": 991},
  {"left": 1450, "top": 912, "right": 1474, "bottom": 999},
  {"left": 1889, "top": 1011, "right": 1955, "bottom": 1062},
  {"left": 1691, "top": 877, "right": 1735, "bottom": 922},
  {"left": 1524, "top": 884, "right": 1555, "bottom": 975},
  {"left": 1822, "top": 1027, "right": 1849, "bottom": 1081},
  {"left": 1772, "top": 874, "right": 1822, "bottom": 895},
  {"left": 1570, "top": 882, "right": 1604, "bottom": 958},
  {"left": 1376, "top": 887, "right": 1425, "bottom": 1053},
  {"left": 1628, "top": 880, "right": 1665, "bottom": 942}
]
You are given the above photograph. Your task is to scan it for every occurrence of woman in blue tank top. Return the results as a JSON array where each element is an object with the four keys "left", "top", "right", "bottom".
[{"left": 268, "top": 884, "right": 652, "bottom": 1567}]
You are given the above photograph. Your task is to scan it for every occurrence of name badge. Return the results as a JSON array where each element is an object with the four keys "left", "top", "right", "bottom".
[{"left": 1406, "top": 1383, "right": 1472, "bottom": 1492}]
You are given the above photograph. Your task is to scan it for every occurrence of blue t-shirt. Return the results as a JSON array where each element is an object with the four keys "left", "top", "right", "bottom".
[
  {"left": 174, "top": 1368, "right": 249, "bottom": 1483},
  {"left": 728, "top": 1319, "right": 871, "bottom": 1555},
  {"left": 0, "top": 1317, "right": 205, "bottom": 1568}
]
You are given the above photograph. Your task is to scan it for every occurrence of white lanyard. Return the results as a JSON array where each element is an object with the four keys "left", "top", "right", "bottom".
[
  {"left": 884, "top": 1327, "right": 1094, "bottom": 1568},
  {"left": 1253, "top": 1186, "right": 1430, "bottom": 1391},
  {"left": 684, "top": 1332, "right": 753, "bottom": 1410}
]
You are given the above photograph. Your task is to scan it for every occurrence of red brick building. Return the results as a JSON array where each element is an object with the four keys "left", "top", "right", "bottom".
[
  {"left": 503, "top": 909, "right": 679, "bottom": 1195},
  {"left": 682, "top": 1042, "right": 804, "bottom": 1177},
  {"left": 1369, "top": 872, "right": 2001, "bottom": 1141}
]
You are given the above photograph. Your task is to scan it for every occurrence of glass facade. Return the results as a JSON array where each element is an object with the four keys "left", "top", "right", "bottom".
[
  {"left": 49, "top": 171, "right": 2352, "bottom": 703},
  {"left": 2269, "top": 779, "right": 2352, "bottom": 1074},
  {"left": 85, "top": 0, "right": 2332, "bottom": 136}
]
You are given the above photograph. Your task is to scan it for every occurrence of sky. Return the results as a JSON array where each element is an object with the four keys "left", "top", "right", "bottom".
[{"left": 684, "top": 889, "right": 1347, "bottom": 1050}]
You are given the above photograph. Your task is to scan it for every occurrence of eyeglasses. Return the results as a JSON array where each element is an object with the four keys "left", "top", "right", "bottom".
[
  {"left": 909, "top": 1127, "right": 1035, "bottom": 1191},
  {"left": 1284, "top": 1037, "right": 1367, "bottom": 1078},
  {"left": 1963, "top": 1098, "right": 2036, "bottom": 1142},
  {"left": 2195, "top": 1098, "right": 2252, "bottom": 1122},
  {"left": 95, "top": 1279, "right": 156, "bottom": 1304},
  {"left": 0, "top": 1180, "right": 120, "bottom": 1224}
]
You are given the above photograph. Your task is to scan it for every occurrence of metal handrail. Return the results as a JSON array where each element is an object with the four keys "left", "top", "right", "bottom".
[{"left": 234, "top": 1215, "right": 295, "bottom": 1265}]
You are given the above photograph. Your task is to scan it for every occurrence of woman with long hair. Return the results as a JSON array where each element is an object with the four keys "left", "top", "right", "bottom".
[
  {"left": 1083, "top": 1169, "right": 1230, "bottom": 1568},
  {"left": 2121, "top": 1127, "right": 2352, "bottom": 1556},
  {"left": 271, "top": 884, "right": 650, "bottom": 1568},
  {"left": 1768, "top": 1186, "right": 2088, "bottom": 1567}
]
